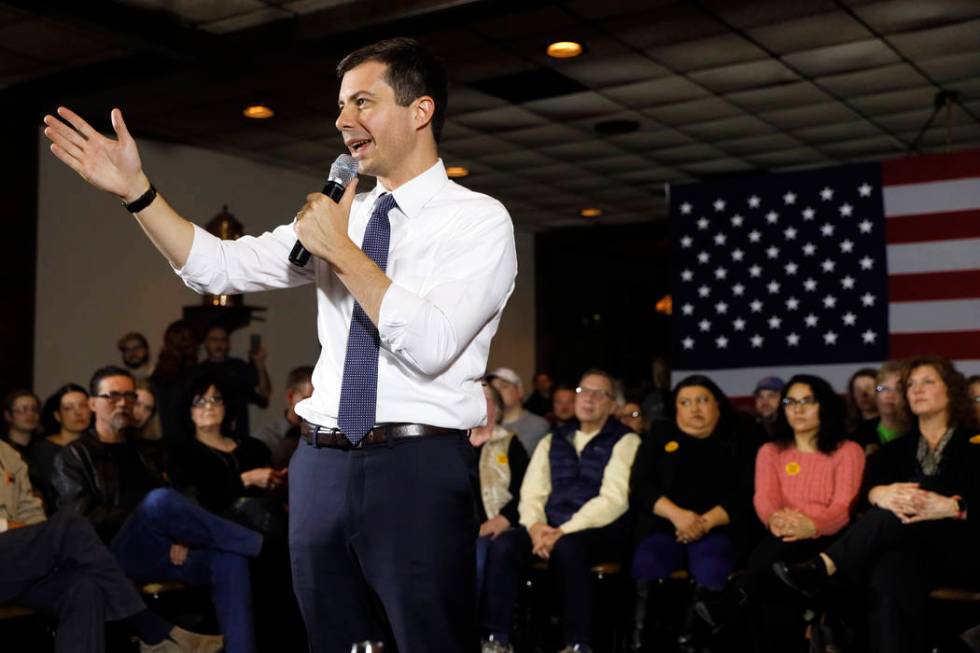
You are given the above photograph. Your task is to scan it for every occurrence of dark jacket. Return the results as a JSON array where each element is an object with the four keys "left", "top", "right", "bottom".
[{"left": 52, "top": 429, "right": 167, "bottom": 541}]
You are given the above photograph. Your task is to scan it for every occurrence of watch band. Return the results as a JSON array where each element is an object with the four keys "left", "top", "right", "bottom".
[{"left": 122, "top": 183, "right": 158, "bottom": 213}]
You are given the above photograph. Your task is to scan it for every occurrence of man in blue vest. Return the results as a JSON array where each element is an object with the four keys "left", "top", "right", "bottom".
[{"left": 519, "top": 369, "right": 642, "bottom": 653}]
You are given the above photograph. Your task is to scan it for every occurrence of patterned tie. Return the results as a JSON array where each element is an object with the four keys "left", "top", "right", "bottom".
[{"left": 337, "top": 192, "right": 396, "bottom": 444}]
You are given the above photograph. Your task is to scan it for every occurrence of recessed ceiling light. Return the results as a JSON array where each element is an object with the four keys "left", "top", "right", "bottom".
[
  {"left": 546, "top": 41, "right": 583, "bottom": 59},
  {"left": 243, "top": 104, "right": 274, "bottom": 119},
  {"left": 580, "top": 207, "right": 603, "bottom": 218},
  {"left": 446, "top": 166, "right": 470, "bottom": 178}
]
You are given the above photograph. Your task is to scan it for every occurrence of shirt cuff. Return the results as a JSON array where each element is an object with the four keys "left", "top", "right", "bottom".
[
  {"left": 0, "top": 518, "right": 7, "bottom": 533},
  {"left": 171, "top": 224, "right": 220, "bottom": 280},
  {"left": 377, "top": 282, "right": 426, "bottom": 346}
]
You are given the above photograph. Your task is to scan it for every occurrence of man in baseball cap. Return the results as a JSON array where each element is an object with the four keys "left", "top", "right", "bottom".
[{"left": 486, "top": 368, "right": 550, "bottom": 455}]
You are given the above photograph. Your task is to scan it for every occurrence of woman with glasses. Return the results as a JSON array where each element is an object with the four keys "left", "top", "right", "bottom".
[
  {"left": 628, "top": 375, "right": 751, "bottom": 651},
  {"left": 698, "top": 374, "right": 864, "bottom": 652},
  {"left": 773, "top": 356, "right": 979, "bottom": 653}
]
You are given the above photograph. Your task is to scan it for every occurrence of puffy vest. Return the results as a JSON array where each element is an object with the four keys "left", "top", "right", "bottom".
[{"left": 544, "top": 417, "right": 631, "bottom": 527}]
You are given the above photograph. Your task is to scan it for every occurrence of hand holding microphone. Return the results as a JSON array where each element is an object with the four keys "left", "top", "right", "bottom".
[{"left": 290, "top": 154, "right": 359, "bottom": 266}]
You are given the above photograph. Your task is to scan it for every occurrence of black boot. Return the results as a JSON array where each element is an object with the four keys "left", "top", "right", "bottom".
[
  {"left": 772, "top": 557, "right": 828, "bottom": 598},
  {"left": 677, "top": 585, "right": 713, "bottom": 653},
  {"left": 695, "top": 583, "right": 748, "bottom": 633},
  {"left": 629, "top": 580, "right": 651, "bottom": 652}
]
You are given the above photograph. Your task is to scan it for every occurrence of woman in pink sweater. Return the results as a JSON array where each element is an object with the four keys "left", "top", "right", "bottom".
[{"left": 698, "top": 374, "right": 864, "bottom": 652}]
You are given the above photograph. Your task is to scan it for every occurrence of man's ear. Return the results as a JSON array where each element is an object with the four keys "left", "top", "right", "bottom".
[{"left": 414, "top": 96, "right": 435, "bottom": 131}]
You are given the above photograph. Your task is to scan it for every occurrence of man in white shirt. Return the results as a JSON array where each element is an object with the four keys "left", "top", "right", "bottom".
[
  {"left": 43, "top": 37, "right": 516, "bottom": 653},
  {"left": 519, "top": 370, "right": 641, "bottom": 653}
]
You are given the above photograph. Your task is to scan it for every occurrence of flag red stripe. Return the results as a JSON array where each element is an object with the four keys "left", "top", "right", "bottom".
[
  {"left": 883, "top": 149, "right": 980, "bottom": 186},
  {"left": 888, "top": 269, "right": 980, "bottom": 301},
  {"left": 886, "top": 209, "right": 980, "bottom": 244},
  {"left": 889, "top": 331, "right": 980, "bottom": 359}
]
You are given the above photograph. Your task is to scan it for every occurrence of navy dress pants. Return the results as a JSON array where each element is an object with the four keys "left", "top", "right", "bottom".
[
  {"left": 0, "top": 511, "right": 147, "bottom": 653},
  {"left": 289, "top": 434, "right": 479, "bottom": 653}
]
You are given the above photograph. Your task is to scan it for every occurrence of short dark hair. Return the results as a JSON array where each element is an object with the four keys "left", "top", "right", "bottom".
[
  {"left": 899, "top": 356, "right": 972, "bottom": 429},
  {"left": 336, "top": 37, "right": 448, "bottom": 143},
  {"left": 286, "top": 366, "right": 315, "bottom": 391},
  {"left": 3, "top": 389, "right": 38, "bottom": 416},
  {"left": 118, "top": 331, "right": 149, "bottom": 350},
  {"left": 89, "top": 366, "right": 135, "bottom": 396},
  {"left": 772, "top": 374, "right": 846, "bottom": 454}
]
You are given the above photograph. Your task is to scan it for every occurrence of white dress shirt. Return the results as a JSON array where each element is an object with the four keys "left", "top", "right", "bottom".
[{"left": 175, "top": 159, "right": 517, "bottom": 430}]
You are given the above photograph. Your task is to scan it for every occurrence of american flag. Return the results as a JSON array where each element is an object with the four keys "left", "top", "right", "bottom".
[{"left": 669, "top": 149, "right": 980, "bottom": 399}]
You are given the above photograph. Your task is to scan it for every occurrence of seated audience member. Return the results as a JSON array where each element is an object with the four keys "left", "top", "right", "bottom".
[
  {"left": 469, "top": 384, "right": 529, "bottom": 653},
  {"left": 617, "top": 401, "right": 646, "bottom": 435},
  {"left": 134, "top": 379, "right": 162, "bottom": 441},
  {"left": 866, "top": 361, "right": 908, "bottom": 451},
  {"left": 0, "top": 438, "right": 222, "bottom": 653},
  {"left": 846, "top": 367, "right": 879, "bottom": 444},
  {"left": 752, "top": 376, "right": 784, "bottom": 441},
  {"left": 191, "top": 325, "right": 271, "bottom": 441},
  {"left": 550, "top": 385, "right": 577, "bottom": 429},
  {"left": 641, "top": 356, "right": 671, "bottom": 427},
  {"left": 252, "top": 365, "right": 314, "bottom": 469},
  {"left": 774, "top": 356, "right": 979, "bottom": 653},
  {"left": 150, "top": 320, "right": 200, "bottom": 444},
  {"left": 119, "top": 331, "right": 154, "bottom": 381},
  {"left": 523, "top": 371, "right": 553, "bottom": 418},
  {"left": 29, "top": 383, "right": 91, "bottom": 508},
  {"left": 172, "top": 376, "right": 284, "bottom": 530},
  {"left": 53, "top": 366, "right": 263, "bottom": 653},
  {"left": 968, "top": 374, "right": 980, "bottom": 428},
  {"left": 629, "top": 375, "right": 751, "bottom": 650},
  {"left": 519, "top": 369, "right": 641, "bottom": 653},
  {"left": 2, "top": 390, "right": 41, "bottom": 456},
  {"left": 698, "top": 375, "right": 864, "bottom": 652},
  {"left": 488, "top": 367, "right": 550, "bottom": 456}
]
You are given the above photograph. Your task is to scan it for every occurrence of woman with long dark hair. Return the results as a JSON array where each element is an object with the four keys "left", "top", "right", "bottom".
[
  {"left": 699, "top": 374, "right": 864, "bottom": 652},
  {"left": 30, "top": 383, "right": 92, "bottom": 508},
  {"left": 774, "top": 357, "right": 980, "bottom": 653}
]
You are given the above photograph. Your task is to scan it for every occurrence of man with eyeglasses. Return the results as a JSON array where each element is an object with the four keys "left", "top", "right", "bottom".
[
  {"left": 518, "top": 369, "right": 641, "bottom": 653},
  {"left": 118, "top": 331, "right": 154, "bottom": 381},
  {"left": 52, "top": 365, "right": 264, "bottom": 653}
]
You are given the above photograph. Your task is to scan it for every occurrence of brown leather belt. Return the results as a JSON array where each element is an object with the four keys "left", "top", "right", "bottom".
[{"left": 301, "top": 421, "right": 467, "bottom": 450}]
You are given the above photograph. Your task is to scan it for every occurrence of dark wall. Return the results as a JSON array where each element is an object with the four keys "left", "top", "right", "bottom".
[
  {"left": 535, "top": 221, "right": 671, "bottom": 397},
  {"left": 0, "top": 100, "right": 38, "bottom": 400}
]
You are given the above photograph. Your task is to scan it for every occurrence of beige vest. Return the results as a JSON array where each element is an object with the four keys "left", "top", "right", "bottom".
[{"left": 479, "top": 426, "right": 515, "bottom": 519}]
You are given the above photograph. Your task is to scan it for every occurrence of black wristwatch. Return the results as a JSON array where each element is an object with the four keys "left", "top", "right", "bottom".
[{"left": 122, "top": 183, "right": 158, "bottom": 213}]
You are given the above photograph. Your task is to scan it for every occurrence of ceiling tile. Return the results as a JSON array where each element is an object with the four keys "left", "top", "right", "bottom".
[
  {"left": 447, "top": 85, "right": 509, "bottom": 114},
  {"left": 791, "top": 120, "right": 883, "bottom": 143},
  {"left": 746, "top": 12, "right": 871, "bottom": 54},
  {"left": 817, "top": 63, "right": 931, "bottom": 97},
  {"left": 601, "top": 76, "right": 708, "bottom": 108},
  {"left": 282, "top": 0, "right": 358, "bottom": 15},
  {"left": 446, "top": 47, "right": 537, "bottom": 84},
  {"left": 478, "top": 150, "right": 557, "bottom": 169},
  {"left": 820, "top": 134, "right": 904, "bottom": 156},
  {"left": 782, "top": 39, "right": 901, "bottom": 77},
  {"left": 873, "top": 108, "right": 934, "bottom": 131},
  {"left": 442, "top": 135, "right": 517, "bottom": 157},
  {"left": 852, "top": 0, "right": 980, "bottom": 34},
  {"left": 679, "top": 157, "right": 757, "bottom": 175},
  {"left": 522, "top": 91, "right": 624, "bottom": 120},
  {"left": 0, "top": 19, "right": 108, "bottom": 63},
  {"left": 539, "top": 140, "right": 624, "bottom": 159},
  {"left": 744, "top": 147, "right": 830, "bottom": 167},
  {"left": 579, "top": 154, "right": 654, "bottom": 174},
  {"left": 453, "top": 106, "right": 549, "bottom": 131},
  {"left": 642, "top": 96, "right": 742, "bottom": 126},
  {"left": 916, "top": 52, "right": 980, "bottom": 83},
  {"left": 604, "top": 129, "right": 696, "bottom": 153},
  {"left": 887, "top": 18, "right": 980, "bottom": 59},
  {"left": 725, "top": 81, "right": 834, "bottom": 113},
  {"left": 201, "top": 7, "right": 290, "bottom": 33},
  {"left": 470, "top": 5, "right": 577, "bottom": 39},
  {"left": 614, "top": 4, "right": 727, "bottom": 49},
  {"left": 498, "top": 124, "right": 590, "bottom": 148},
  {"left": 610, "top": 166, "right": 684, "bottom": 184},
  {"left": 681, "top": 114, "right": 774, "bottom": 140},
  {"left": 557, "top": 52, "right": 671, "bottom": 88},
  {"left": 848, "top": 86, "right": 939, "bottom": 114},
  {"left": 219, "top": 126, "right": 301, "bottom": 150},
  {"left": 649, "top": 142, "right": 729, "bottom": 163},
  {"left": 439, "top": 121, "right": 482, "bottom": 142},
  {"left": 646, "top": 33, "right": 769, "bottom": 72},
  {"left": 700, "top": 0, "right": 839, "bottom": 29},
  {"left": 146, "top": 0, "right": 266, "bottom": 25},
  {"left": 689, "top": 59, "right": 799, "bottom": 94},
  {"left": 714, "top": 132, "right": 803, "bottom": 154},
  {"left": 758, "top": 101, "right": 862, "bottom": 129}
]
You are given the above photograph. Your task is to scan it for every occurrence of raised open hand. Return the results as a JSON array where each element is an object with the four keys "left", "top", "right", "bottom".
[{"left": 42, "top": 107, "right": 147, "bottom": 202}]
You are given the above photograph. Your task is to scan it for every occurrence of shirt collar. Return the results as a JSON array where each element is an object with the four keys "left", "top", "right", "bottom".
[{"left": 369, "top": 158, "right": 449, "bottom": 219}]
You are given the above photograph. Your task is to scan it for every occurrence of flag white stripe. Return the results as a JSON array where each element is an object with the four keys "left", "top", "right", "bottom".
[
  {"left": 886, "top": 238, "right": 980, "bottom": 274},
  {"left": 674, "top": 359, "right": 980, "bottom": 397},
  {"left": 884, "top": 178, "right": 980, "bottom": 217},
  {"left": 888, "top": 299, "right": 980, "bottom": 333}
]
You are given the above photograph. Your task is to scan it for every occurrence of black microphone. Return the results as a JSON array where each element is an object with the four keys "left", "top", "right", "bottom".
[{"left": 289, "top": 153, "right": 359, "bottom": 267}]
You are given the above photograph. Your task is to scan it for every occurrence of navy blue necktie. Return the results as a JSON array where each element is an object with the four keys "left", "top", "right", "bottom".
[{"left": 338, "top": 193, "right": 396, "bottom": 444}]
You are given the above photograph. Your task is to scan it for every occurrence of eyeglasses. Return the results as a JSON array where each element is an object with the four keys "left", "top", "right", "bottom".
[
  {"left": 624, "top": 410, "right": 642, "bottom": 418},
  {"left": 875, "top": 384, "right": 896, "bottom": 394},
  {"left": 782, "top": 396, "right": 818, "bottom": 408},
  {"left": 10, "top": 404, "right": 39, "bottom": 414},
  {"left": 118, "top": 344, "right": 146, "bottom": 354},
  {"left": 678, "top": 397, "right": 713, "bottom": 408},
  {"left": 192, "top": 396, "right": 224, "bottom": 408},
  {"left": 95, "top": 392, "right": 137, "bottom": 403},
  {"left": 576, "top": 386, "right": 613, "bottom": 400}
]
